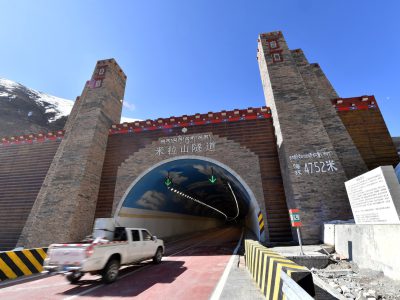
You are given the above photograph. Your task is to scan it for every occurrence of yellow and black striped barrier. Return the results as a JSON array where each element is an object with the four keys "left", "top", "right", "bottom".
[
  {"left": 245, "top": 240, "right": 314, "bottom": 299},
  {"left": 258, "top": 211, "right": 265, "bottom": 235},
  {"left": 0, "top": 248, "right": 47, "bottom": 281}
]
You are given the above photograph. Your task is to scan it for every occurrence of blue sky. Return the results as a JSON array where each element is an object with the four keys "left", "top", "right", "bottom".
[{"left": 1, "top": 1, "right": 399, "bottom": 135}]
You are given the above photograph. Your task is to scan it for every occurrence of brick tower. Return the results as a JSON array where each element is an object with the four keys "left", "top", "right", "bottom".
[
  {"left": 18, "top": 59, "right": 126, "bottom": 248},
  {"left": 257, "top": 32, "right": 368, "bottom": 243}
]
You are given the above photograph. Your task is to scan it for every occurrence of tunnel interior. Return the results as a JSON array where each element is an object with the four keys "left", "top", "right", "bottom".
[{"left": 116, "top": 158, "right": 261, "bottom": 237}]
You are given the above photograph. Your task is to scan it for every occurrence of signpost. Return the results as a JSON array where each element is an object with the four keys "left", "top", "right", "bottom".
[{"left": 289, "top": 209, "right": 304, "bottom": 255}]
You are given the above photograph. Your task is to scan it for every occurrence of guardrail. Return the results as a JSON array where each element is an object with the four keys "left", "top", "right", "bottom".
[
  {"left": 0, "top": 248, "right": 47, "bottom": 281},
  {"left": 244, "top": 239, "right": 314, "bottom": 300}
]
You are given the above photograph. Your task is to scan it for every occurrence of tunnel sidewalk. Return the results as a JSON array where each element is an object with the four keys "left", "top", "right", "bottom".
[
  {"left": 218, "top": 229, "right": 264, "bottom": 300},
  {"left": 218, "top": 253, "right": 264, "bottom": 300}
]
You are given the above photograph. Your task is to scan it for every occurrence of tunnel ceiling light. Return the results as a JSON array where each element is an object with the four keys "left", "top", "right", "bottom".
[
  {"left": 171, "top": 187, "right": 227, "bottom": 220},
  {"left": 227, "top": 182, "right": 240, "bottom": 221}
]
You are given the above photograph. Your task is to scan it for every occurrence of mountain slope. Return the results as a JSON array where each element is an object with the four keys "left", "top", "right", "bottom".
[
  {"left": 0, "top": 78, "right": 74, "bottom": 137},
  {"left": 0, "top": 78, "right": 139, "bottom": 138}
]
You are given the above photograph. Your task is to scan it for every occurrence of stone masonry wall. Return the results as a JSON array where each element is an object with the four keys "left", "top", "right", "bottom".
[
  {"left": 290, "top": 49, "right": 368, "bottom": 180},
  {"left": 18, "top": 59, "right": 126, "bottom": 248},
  {"left": 257, "top": 32, "right": 353, "bottom": 243}
]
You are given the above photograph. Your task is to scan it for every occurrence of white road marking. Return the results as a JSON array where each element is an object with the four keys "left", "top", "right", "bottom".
[
  {"left": 0, "top": 273, "right": 56, "bottom": 289},
  {"left": 209, "top": 229, "right": 244, "bottom": 300}
]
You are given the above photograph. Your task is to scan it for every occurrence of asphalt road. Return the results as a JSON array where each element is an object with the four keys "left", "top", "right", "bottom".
[{"left": 0, "top": 226, "right": 241, "bottom": 300}]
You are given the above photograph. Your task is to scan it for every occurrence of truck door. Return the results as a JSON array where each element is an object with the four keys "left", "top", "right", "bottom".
[
  {"left": 127, "top": 229, "right": 142, "bottom": 262},
  {"left": 141, "top": 229, "right": 155, "bottom": 258}
]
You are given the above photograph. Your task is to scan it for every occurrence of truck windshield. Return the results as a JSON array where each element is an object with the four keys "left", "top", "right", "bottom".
[{"left": 141, "top": 230, "right": 152, "bottom": 241}]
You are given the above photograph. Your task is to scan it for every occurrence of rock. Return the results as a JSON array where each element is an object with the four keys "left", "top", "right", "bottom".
[
  {"left": 341, "top": 285, "right": 351, "bottom": 293},
  {"left": 356, "top": 291, "right": 367, "bottom": 300},
  {"left": 367, "top": 289, "right": 377, "bottom": 297},
  {"left": 329, "top": 281, "right": 338, "bottom": 288},
  {"left": 344, "top": 292, "right": 356, "bottom": 298}
]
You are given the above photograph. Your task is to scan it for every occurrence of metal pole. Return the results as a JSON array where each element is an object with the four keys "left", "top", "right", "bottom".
[{"left": 296, "top": 227, "right": 305, "bottom": 256}]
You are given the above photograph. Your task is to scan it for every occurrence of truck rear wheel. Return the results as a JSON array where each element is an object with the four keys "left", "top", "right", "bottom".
[
  {"left": 66, "top": 271, "right": 83, "bottom": 283},
  {"left": 153, "top": 247, "right": 163, "bottom": 264},
  {"left": 102, "top": 259, "right": 120, "bottom": 284}
]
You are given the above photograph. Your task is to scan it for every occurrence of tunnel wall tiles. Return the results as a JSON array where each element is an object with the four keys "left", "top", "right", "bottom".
[{"left": 96, "top": 118, "right": 293, "bottom": 242}]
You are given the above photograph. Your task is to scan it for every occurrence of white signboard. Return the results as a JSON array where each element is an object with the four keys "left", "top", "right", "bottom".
[{"left": 345, "top": 166, "right": 400, "bottom": 224}]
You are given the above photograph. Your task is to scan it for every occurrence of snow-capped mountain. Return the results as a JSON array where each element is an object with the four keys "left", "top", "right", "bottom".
[
  {"left": 0, "top": 78, "right": 74, "bottom": 137},
  {"left": 0, "top": 78, "right": 139, "bottom": 137}
]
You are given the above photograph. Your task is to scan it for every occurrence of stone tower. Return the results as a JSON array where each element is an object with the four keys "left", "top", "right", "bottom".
[
  {"left": 257, "top": 31, "right": 368, "bottom": 243},
  {"left": 18, "top": 59, "right": 126, "bottom": 248}
]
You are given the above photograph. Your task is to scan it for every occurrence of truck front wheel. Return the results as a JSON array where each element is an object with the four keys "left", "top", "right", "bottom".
[
  {"left": 102, "top": 259, "right": 120, "bottom": 284},
  {"left": 66, "top": 271, "right": 83, "bottom": 283},
  {"left": 153, "top": 247, "right": 163, "bottom": 264}
]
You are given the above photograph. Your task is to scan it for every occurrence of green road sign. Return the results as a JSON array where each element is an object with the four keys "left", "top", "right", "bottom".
[
  {"left": 164, "top": 177, "right": 172, "bottom": 187},
  {"left": 209, "top": 175, "right": 217, "bottom": 184}
]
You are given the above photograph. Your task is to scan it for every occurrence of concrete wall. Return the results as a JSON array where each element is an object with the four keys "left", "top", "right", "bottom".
[
  {"left": 324, "top": 224, "right": 400, "bottom": 280},
  {"left": 116, "top": 207, "right": 222, "bottom": 238}
]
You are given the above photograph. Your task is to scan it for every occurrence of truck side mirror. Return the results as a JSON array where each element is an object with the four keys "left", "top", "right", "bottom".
[{"left": 152, "top": 236, "right": 157, "bottom": 241}]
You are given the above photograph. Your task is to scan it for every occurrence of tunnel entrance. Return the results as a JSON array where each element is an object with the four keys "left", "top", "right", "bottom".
[{"left": 114, "top": 157, "right": 265, "bottom": 241}]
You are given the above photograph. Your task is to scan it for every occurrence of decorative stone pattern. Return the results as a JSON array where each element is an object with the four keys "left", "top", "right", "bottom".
[
  {"left": 18, "top": 59, "right": 126, "bottom": 248},
  {"left": 258, "top": 31, "right": 353, "bottom": 242},
  {"left": 109, "top": 107, "right": 271, "bottom": 134},
  {"left": 1, "top": 131, "right": 64, "bottom": 146}
]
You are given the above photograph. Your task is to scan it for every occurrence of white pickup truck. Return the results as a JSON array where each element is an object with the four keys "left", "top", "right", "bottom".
[{"left": 43, "top": 218, "right": 164, "bottom": 283}]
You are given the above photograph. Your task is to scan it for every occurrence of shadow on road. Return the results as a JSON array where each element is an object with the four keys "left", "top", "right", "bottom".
[{"left": 60, "top": 260, "right": 187, "bottom": 297}]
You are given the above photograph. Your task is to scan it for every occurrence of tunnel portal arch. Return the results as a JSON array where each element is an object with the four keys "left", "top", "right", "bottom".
[{"left": 112, "top": 133, "right": 268, "bottom": 241}]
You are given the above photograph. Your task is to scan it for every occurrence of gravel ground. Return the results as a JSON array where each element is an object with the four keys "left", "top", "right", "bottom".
[{"left": 312, "top": 259, "right": 400, "bottom": 299}]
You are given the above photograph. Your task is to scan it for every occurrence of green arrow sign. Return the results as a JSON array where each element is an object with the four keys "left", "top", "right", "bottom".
[
  {"left": 164, "top": 177, "right": 172, "bottom": 187},
  {"left": 209, "top": 175, "right": 217, "bottom": 184}
]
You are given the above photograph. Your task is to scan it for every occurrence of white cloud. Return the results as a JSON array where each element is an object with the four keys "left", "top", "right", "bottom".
[
  {"left": 193, "top": 164, "right": 210, "bottom": 175},
  {"left": 136, "top": 190, "right": 166, "bottom": 210},
  {"left": 160, "top": 170, "right": 188, "bottom": 184},
  {"left": 123, "top": 101, "right": 136, "bottom": 110}
]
